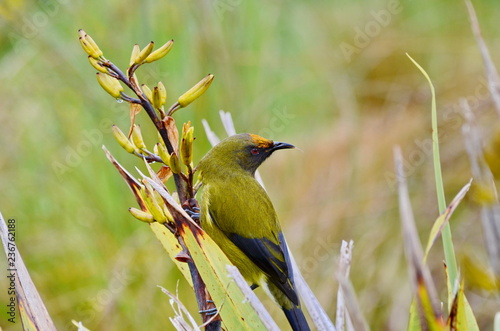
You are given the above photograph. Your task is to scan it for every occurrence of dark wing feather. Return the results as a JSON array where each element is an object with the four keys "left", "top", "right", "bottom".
[
  {"left": 279, "top": 232, "right": 295, "bottom": 286},
  {"left": 228, "top": 232, "right": 298, "bottom": 305}
]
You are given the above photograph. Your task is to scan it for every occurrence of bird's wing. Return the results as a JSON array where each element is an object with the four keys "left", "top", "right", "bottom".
[
  {"left": 225, "top": 229, "right": 298, "bottom": 305},
  {"left": 206, "top": 180, "right": 299, "bottom": 305},
  {"left": 226, "top": 228, "right": 287, "bottom": 283}
]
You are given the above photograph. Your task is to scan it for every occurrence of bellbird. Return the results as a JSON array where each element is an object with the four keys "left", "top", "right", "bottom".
[{"left": 197, "top": 133, "right": 310, "bottom": 331}]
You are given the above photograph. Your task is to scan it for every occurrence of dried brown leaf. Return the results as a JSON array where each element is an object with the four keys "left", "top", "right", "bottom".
[{"left": 162, "top": 116, "right": 179, "bottom": 154}]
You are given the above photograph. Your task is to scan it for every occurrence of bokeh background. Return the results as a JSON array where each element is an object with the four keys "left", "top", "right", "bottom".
[{"left": 1, "top": 0, "right": 499, "bottom": 330}]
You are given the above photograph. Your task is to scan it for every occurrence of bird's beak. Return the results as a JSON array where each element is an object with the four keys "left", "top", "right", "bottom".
[{"left": 271, "top": 141, "right": 295, "bottom": 151}]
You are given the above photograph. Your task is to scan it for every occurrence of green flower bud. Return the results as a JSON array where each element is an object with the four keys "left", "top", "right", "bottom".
[
  {"left": 78, "top": 29, "right": 103, "bottom": 59},
  {"left": 152, "top": 86, "right": 162, "bottom": 110},
  {"left": 88, "top": 56, "right": 107, "bottom": 73},
  {"left": 112, "top": 125, "right": 136, "bottom": 153},
  {"left": 129, "top": 44, "right": 141, "bottom": 66},
  {"left": 169, "top": 152, "right": 182, "bottom": 174},
  {"left": 158, "top": 81, "right": 167, "bottom": 105},
  {"left": 96, "top": 73, "right": 123, "bottom": 98},
  {"left": 153, "top": 190, "right": 173, "bottom": 222},
  {"left": 141, "top": 183, "right": 167, "bottom": 223},
  {"left": 129, "top": 207, "right": 154, "bottom": 223},
  {"left": 155, "top": 143, "right": 170, "bottom": 165},
  {"left": 145, "top": 40, "right": 174, "bottom": 63},
  {"left": 177, "top": 74, "right": 214, "bottom": 107},
  {"left": 131, "top": 124, "right": 146, "bottom": 150},
  {"left": 180, "top": 122, "right": 194, "bottom": 166},
  {"left": 134, "top": 41, "right": 155, "bottom": 65},
  {"left": 141, "top": 84, "right": 153, "bottom": 103}
]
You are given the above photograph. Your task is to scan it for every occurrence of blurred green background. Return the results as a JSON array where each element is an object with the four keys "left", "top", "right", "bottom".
[{"left": 1, "top": 0, "right": 499, "bottom": 330}]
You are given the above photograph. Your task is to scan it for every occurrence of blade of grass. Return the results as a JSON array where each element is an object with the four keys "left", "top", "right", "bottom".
[
  {"left": 465, "top": 0, "right": 500, "bottom": 116},
  {"left": 201, "top": 119, "right": 221, "bottom": 146},
  {"left": 394, "top": 146, "right": 444, "bottom": 329},
  {"left": 336, "top": 274, "right": 370, "bottom": 331},
  {"left": 159, "top": 286, "right": 201, "bottom": 331},
  {"left": 447, "top": 281, "right": 480, "bottom": 331},
  {"left": 336, "top": 240, "right": 354, "bottom": 331},
  {"left": 71, "top": 320, "right": 91, "bottom": 331},
  {"left": 461, "top": 99, "right": 500, "bottom": 276},
  {"left": 424, "top": 179, "right": 472, "bottom": 262},
  {"left": 407, "top": 301, "right": 420, "bottom": 331},
  {"left": 219, "top": 110, "right": 237, "bottom": 136},
  {"left": 407, "top": 53, "right": 458, "bottom": 309}
]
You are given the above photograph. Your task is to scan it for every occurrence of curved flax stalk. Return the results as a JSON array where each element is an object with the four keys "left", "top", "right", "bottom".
[{"left": 102, "top": 61, "right": 188, "bottom": 202}]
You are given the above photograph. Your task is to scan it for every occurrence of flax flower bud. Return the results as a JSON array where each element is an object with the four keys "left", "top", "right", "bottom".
[
  {"left": 129, "top": 44, "right": 141, "bottom": 66},
  {"left": 157, "top": 81, "right": 167, "bottom": 106},
  {"left": 178, "top": 74, "right": 214, "bottom": 107},
  {"left": 180, "top": 123, "right": 194, "bottom": 166},
  {"left": 155, "top": 143, "right": 170, "bottom": 165},
  {"left": 129, "top": 208, "right": 154, "bottom": 223},
  {"left": 96, "top": 73, "right": 123, "bottom": 98},
  {"left": 134, "top": 41, "right": 155, "bottom": 65},
  {"left": 141, "top": 84, "right": 153, "bottom": 103},
  {"left": 131, "top": 124, "right": 146, "bottom": 150},
  {"left": 112, "top": 125, "right": 136, "bottom": 153},
  {"left": 169, "top": 152, "right": 182, "bottom": 174},
  {"left": 145, "top": 40, "right": 174, "bottom": 63},
  {"left": 88, "top": 56, "right": 107, "bottom": 73},
  {"left": 141, "top": 183, "right": 167, "bottom": 223},
  {"left": 78, "top": 29, "right": 103, "bottom": 59}
]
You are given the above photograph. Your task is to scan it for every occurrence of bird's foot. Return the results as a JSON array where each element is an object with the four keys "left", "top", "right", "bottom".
[
  {"left": 183, "top": 206, "right": 200, "bottom": 221},
  {"left": 199, "top": 300, "right": 218, "bottom": 316},
  {"left": 182, "top": 198, "right": 201, "bottom": 223}
]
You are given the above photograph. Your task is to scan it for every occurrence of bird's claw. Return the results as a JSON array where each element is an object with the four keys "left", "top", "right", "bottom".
[
  {"left": 199, "top": 307, "right": 218, "bottom": 316},
  {"left": 184, "top": 207, "right": 200, "bottom": 221},
  {"left": 199, "top": 300, "right": 217, "bottom": 316}
]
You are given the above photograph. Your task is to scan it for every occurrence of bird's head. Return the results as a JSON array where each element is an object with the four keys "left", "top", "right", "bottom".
[{"left": 199, "top": 133, "right": 295, "bottom": 176}]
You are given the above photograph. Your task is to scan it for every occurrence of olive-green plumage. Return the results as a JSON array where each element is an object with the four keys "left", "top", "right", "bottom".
[{"left": 197, "top": 133, "right": 310, "bottom": 331}]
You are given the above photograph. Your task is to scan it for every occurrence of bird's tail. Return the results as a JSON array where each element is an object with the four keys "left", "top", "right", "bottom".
[
  {"left": 268, "top": 282, "right": 311, "bottom": 330},
  {"left": 283, "top": 305, "right": 310, "bottom": 331}
]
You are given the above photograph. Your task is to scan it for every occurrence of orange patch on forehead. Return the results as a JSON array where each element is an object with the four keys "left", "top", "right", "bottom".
[{"left": 249, "top": 134, "right": 273, "bottom": 148}]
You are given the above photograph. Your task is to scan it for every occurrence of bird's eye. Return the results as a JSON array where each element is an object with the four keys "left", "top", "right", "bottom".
[{"left": 251, "top": 148, "right": 259, "bottom": 155}]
